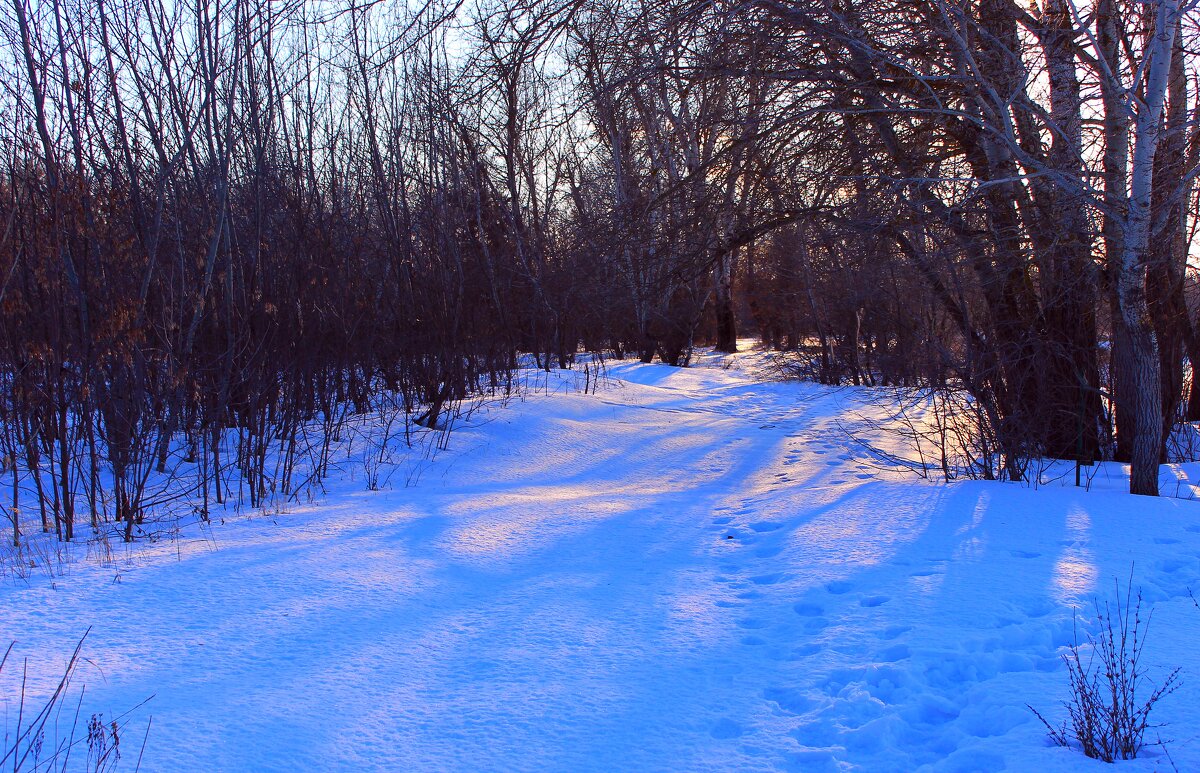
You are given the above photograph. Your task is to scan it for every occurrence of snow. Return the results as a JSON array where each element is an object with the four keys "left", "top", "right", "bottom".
[{"left": 3, "top": 350, "right": 1200, "bottom": 771}]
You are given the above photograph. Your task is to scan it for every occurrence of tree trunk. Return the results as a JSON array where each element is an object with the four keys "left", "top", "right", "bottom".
[
  {"left": 713, "top": 254, "right": 737, "bottom": 352},
  {"left": 1113, "top": 0, "right": 1181, "bottom": 495},
  {"left": 1111, "top": 309, "right": 1140, "bottom": 463},
  {"left": 1147, "top": 16, "right": 1189, "bottom": 456}
]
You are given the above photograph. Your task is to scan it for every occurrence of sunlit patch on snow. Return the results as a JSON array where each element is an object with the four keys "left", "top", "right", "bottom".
[
  {"left": 955, "top": 491, "right": 990, "bottom": 536},
  {"left": 440, "top": 486, "right": 636, "bottom": 559},
  {"left": 663, "top": 587, "right": 732, "bottom": 647},
  {"left": 1064, "top": 503, "right": 1092, "bottom": 534},
  {"left": 953, "top": 536, "right": 988, "bottom": 561},
  {"left": 1051, "top": 505, "right": 1098, "bottom": 604},
  {"left": 1051, "top": 552, "right": 1098, "bottom": 604}
]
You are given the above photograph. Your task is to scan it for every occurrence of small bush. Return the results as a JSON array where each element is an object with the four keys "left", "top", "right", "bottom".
[{"left": 1030, "top": 575, "right": 1180, "bottom": 761}]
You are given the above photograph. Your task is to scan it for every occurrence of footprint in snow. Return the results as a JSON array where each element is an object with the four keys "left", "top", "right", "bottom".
[
  {"left": 755, "top": 545, "right": 783, "bottom": 559},
  {"left": 793, "top": 602, "right": 824, "bottom": 617},
  {"left": 709, "top": 718, "right": 744, "bottom": 739},
  {"left": 882, "top": 624, "right": 912, "bottom": 640},
  {"left": 738, "top": 618, "right": 768, "bottom": 629},
  {"left": 820, "top": 667, "right": 865, "bottom": 697},
  {"left": 1154, "top": 537, "right": 1181, "bottom": 545},
  {"left": 1010, "top": 550, "right": 1041, "bottom": 559},
  {"left": 860, "top": 595, "right": 890, "bottom": 608},
  {"left": 749, "top": 521, "right": 783, "bottom": 533},
  {"left": 762, "top": 686, "right": 815, "bottom": 714},
  {"left": 1157, "top": 558, "right": 1187, "bottom": 573},
  {"left": 1024, "top": 598, "right": 1055, "bottom": 618},
  {"left": 803, "top": 617, "right": 829, "bottom": 634},
  {"left": 712, "top": 516, "right": 733, "bottom": 525},
  {"left": 791, "top": 643, "right": 821, "bottom": 658},
  {"left": 825, "top": 580, "right": 854, "bottom": 594},
  {"left": 752, "top": 572, "right": 787, "bottom": 585},
  {"left": 741, "top": 635, "right": 768, "bottom": 646},
  {"left": 876, "top": 644, "right": 910, "bottom": 662}
]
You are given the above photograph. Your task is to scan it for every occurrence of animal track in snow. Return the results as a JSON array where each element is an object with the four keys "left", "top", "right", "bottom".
[
  {"left": 1157, "top": 558, "right": 1187, "bottom": 573},
  {"left": 709, "top": 718, "right": 743, "bottom": 739},
  {"left": 802, "top": 617, "right": 829, "bottom": 634},
  {"left": 790, "top": 643, "right": 821, "bottom": 658},
  {"left": 763, "top": 686, "right": 815, "bottom": 714},
  {"left": 1023, "top": 598, "right": 1055, "bottom": 618},
  {"left": 876, "top": 644, "right": 910, "bottom": 662}
]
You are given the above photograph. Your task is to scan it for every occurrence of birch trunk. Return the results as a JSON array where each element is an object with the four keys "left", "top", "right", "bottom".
[{"left": 1115, "top": 0, "right": 1180, "bottom": 495}]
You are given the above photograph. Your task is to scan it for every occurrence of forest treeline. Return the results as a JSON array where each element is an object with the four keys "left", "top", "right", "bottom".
[{"left": 0, "top": 0, "right": 1196, "bottom": 544}]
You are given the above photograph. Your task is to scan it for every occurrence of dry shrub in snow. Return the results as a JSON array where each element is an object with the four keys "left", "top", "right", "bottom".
[
  {"left": 1030, "top": 576, "right": 1180, "bottom": 762},
  {"left": 2, "top": 632, "right": 149, "bottom": 772}
]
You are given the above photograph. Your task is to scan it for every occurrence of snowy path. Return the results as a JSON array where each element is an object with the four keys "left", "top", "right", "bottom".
[{"left": 4, "top": 358, "right": 1200, "bottom": 771}]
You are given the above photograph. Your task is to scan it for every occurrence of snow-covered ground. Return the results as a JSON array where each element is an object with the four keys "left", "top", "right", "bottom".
[{"left": 3, "top": 352, "right": 1200, "bottom": 771}]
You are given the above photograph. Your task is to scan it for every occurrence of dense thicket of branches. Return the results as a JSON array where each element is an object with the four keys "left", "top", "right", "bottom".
[
  {"left": 734, "top": 0, "right": 1200, "bottom": 494},
  {"left": 0, "top": 0, "right": 1196, "bottom": 545},
  {"left": 0, "top": 0, "right": 536, "bottom": 542}
]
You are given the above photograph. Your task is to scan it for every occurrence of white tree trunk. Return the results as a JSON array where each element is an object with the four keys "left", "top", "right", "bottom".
[{"left": 1116, "top": 0, "right": 1181, "bottom": 495}]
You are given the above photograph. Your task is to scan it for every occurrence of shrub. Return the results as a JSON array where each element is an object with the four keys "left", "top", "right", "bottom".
[{"left": 1030, "top": 575, "right": 1180, "bottom": 761}]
